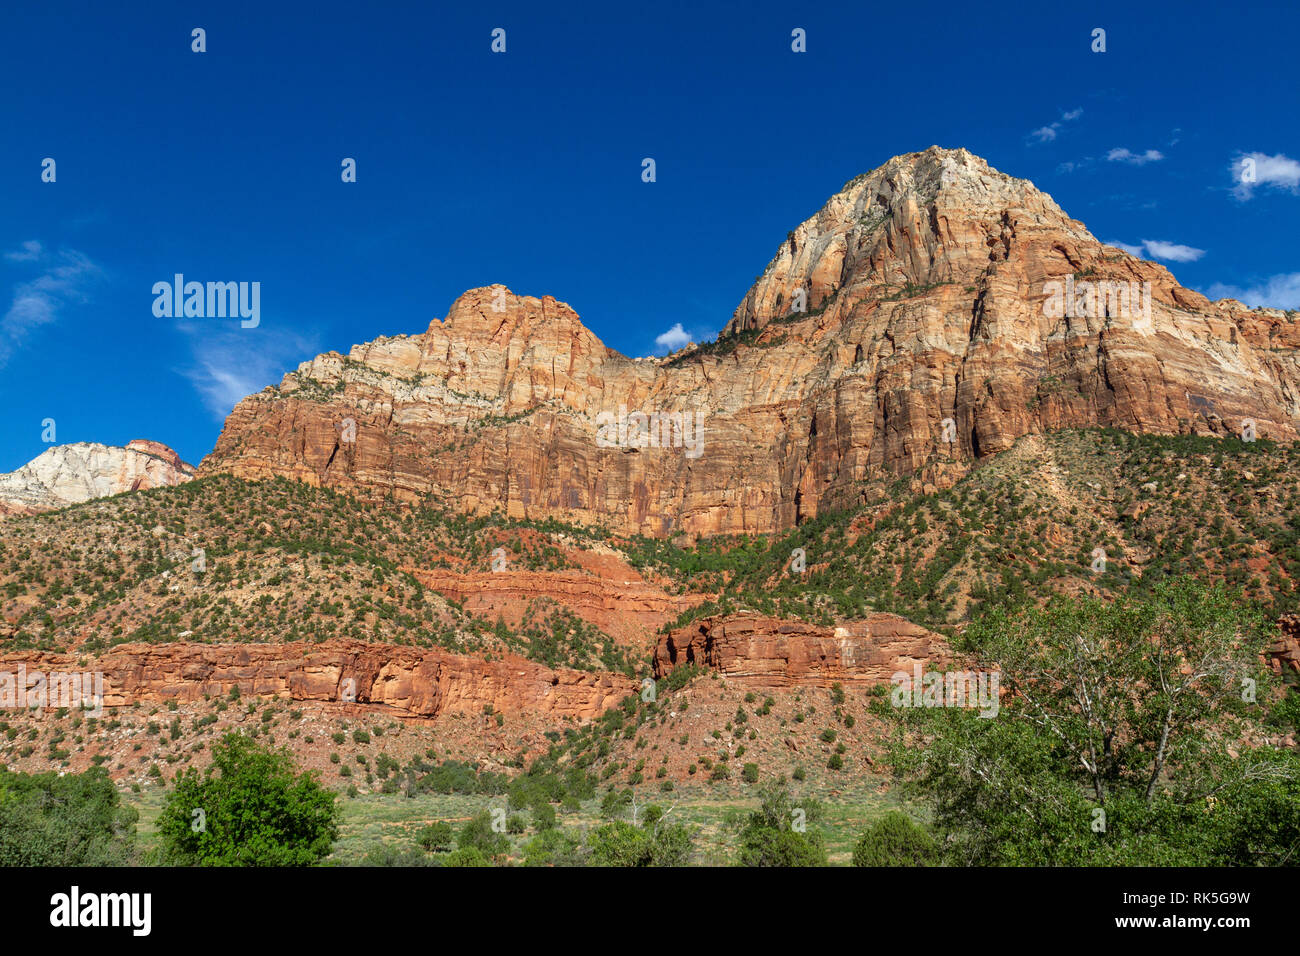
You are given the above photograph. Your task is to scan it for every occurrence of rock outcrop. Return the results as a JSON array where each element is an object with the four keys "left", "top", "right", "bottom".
[
  {"left": 0, "top": 440, "right": 195, "bottom": 515},
  {"left": 0, "top": 640, "right": 634, "bottom": 720},
  {"left": 653, "top": 611, "right": 950, "bottom": 689},
  {"left": 1271, "top": 615, "right": 1300, "bottom": 677},
  {"left": 406, "top": 567, "right": 697, "bottom": 650},
  {"left": 200, "top": 147, "right": 1300, "bottom": 537}
]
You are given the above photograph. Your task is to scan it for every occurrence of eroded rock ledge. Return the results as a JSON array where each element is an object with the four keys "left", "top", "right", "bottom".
[
  {"left": 654, "top": 611, "right": 951, "bottom": 689},
  {"left": 0, "top": 640, "right": 635, "bottom": 721}
]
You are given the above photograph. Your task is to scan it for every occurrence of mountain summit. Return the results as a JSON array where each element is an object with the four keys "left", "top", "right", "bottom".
[
  {"left": 0, "top": 440, "right": 195, "bottom": 515},
  {"left": 201, "top": 148, "right": 1300, "bottom": 538},
  {"left": 728, "top": 145, "right": 1091, "bottom": 333}
]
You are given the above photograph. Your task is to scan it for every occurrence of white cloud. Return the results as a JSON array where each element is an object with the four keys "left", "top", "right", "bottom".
[
  {"left": 1106, "top": 148, "right": 1164, "bottom": 166},
  {"left": 1103, "top": 239, "right": 1146, "bottom": 257},
  {"left": 178, "top": 326, "right": 319, "bottom": 420},
  {"left": 1205, "top": 273, "right": 1300, "bottom": 310},
  {"left": 1056, "top": 157, "right": 1096, "bottom": 175},
  {"left": 1230, "top": 151, "right": 1300, "bottom": 200},
  {"left": 653, "top": 322, "right": 692, "bottom": 355},
  {"left": 1141, "top": 239, "right": 1204, "bottom": 262},
  {"left": 1101, "top": 239, "right": 1206, "bottom": 263},
  {"left": 1028, "top": 108, "right": 1083, "bottom": 144},
  {"left": 0, "top": 242, "right": 102, "bottom": 368}
]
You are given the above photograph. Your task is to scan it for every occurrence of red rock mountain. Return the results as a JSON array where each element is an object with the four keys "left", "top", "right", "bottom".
[{"left": 201, "top": 147, "right": 1300, "bottom": 538}]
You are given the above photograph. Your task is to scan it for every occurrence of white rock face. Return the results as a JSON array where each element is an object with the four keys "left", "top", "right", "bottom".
[{"left": 0, "top": 440, "right": 195, "bottom": 515}]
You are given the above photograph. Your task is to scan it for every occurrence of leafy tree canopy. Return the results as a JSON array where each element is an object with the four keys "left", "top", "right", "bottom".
[
  {"left": 157, "top": 732, "right": 340, "bottom": 866},
  {"left": 0, "top": 765, "right": 137, "bottom": 866},
  {"left": 885, "top": 580, "right": 1300, "bottom": 865}
]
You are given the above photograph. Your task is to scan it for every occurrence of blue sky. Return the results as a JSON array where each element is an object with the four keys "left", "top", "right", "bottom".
[{"left": 2, "top": 0, "right": 1297, "bottom": 471}]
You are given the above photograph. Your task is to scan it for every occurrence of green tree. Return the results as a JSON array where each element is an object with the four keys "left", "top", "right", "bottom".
[
  {"left": 736, "top": 786, "right": 826, "bottom": 866},
  {"left": 0, "top": 766, "right": 138, "bottom": 866},
  {"left": 851, "top": 812, "right": 939, "bottom": 866},
  {"left": 157, "top": 732, "right": 340, "bottom": 866},
  {"left": 886, "top": 581, "right": 1300, "bottom": 865}
]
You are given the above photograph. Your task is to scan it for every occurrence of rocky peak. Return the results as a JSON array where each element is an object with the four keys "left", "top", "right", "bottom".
[
  {"left": 433, "top": 285, "right": 602, "bottom": 343},
  {"left": 0, "top": 441, "right": 196, "bottom": 516},
  {"left": 728, "top": 145, "right": 1095, "bottom": 334}
]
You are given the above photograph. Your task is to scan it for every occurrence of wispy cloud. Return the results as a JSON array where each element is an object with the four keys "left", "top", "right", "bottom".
[
  {"left": 1230, "top": 151, "right": 1300, "bottom": 200},
  {"left": 1106, "top": 148, "right": 1164, "bottom": 166},
  {"left": 653, "top": 322, "right": 692, "bottom": 355},
  {"left": 1205, "top": 273, "right": 1300, "bottom": 310},
  {"left": 177, "top": 325, "right": 318, "bottom": 420},
  {"left": 1, "top": 241, "right": 103, "bottom": 368},
  {"left": 1056, "top": 157, "right": 1095, "bottom": 175},
  {"left": 1103, "top": 239, "right": 1147, "bottom": 257},
  {"left": 1102, "top": 239, "right": 1205, "bottom": 263},
  {"left": 1141, "top": 239, "right": 1204, "bottom": 262},
  {"left": 4, "top": 240, "right": 43, "bottom": 263},
  {"left": 1028, "top": 108, "right": 1083, "bottom": 144}
]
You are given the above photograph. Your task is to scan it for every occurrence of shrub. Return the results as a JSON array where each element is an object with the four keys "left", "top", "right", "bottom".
[
  {"left": 457, "top": 811, "right": 509, "bottom": 859},
  {"left": 0, "top": 766, "right": 138, "bottom": 866},
  {"left": 851, "top": 812, "right": 939, "bottom": 867},
  {"left": 600, "top": 788, "right": 633, "bottom": 819},
  {"left": 736, "top": 786, "right": 827, "bottom": 866},
  {"left": 416, "top": 822, "right": 454, "bottom": 852},
  {"left": 532, "top": 803, "right": 557, "bottom": 831},
  {"left": 521, "top": 828, "right": 585, "bottom": 867},
  {"left": 442, "top": 847, "right": 491, "bottom": 867},
  {"left": 589, "top": 818, "right": 693, "bottom": 867}
]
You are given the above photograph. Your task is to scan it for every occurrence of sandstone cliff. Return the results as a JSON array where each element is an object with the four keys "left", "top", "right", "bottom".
[
  {"left": 0, "top": 440, "right": 195, "bottom": 516},
  {"left": 0, "top": 640, "right": 634, "bottom": 720},
  {"left": 406, "top": 566, "right": 696, "bottom": 651},
  {"left": 200, "top": 147, "right": 1300, "bottom": 537},
  {"left": 654, "top": 611, "right": 950, "bottom": 689}
]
